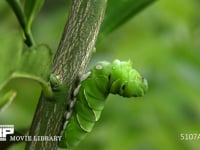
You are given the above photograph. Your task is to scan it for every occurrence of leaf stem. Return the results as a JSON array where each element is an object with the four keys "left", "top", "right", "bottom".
[{"left": 6, "top": 0, "right": 35, "bottom": 46}]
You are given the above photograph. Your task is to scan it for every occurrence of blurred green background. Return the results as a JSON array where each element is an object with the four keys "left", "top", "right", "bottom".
[{"left": 1, "top": 0, "right": 200, "bottom": 150}]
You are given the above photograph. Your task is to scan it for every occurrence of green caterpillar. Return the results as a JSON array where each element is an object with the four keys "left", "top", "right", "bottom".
[{"left": 59, "top": 59, "right": 148, "bottom": 148}]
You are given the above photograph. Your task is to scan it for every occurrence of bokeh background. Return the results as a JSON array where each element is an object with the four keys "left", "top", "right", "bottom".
[{"left": 1, "top": 0, "right": 200, "bottom": 150}]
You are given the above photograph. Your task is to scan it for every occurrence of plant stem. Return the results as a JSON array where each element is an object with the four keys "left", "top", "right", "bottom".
[
  {"left": 25, "top": 0, "right": 107, "bottom": 149},
  {"left": 6, "top": 0, "right": 35, "bottom": 46}
]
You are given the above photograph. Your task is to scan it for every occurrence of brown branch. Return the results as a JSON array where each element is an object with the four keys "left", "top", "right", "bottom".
[{"left": 25, "top": 0, "right": 107, "bottom": 149}]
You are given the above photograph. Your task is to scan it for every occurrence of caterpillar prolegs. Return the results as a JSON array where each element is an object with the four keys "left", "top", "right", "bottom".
[{"left": 59, "top": 59, "right": 148, "bottom": 148}]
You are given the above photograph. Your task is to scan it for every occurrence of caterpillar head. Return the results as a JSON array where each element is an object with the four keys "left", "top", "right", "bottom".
[
  {"left": 110, "top": 60, "right": 148, "bottom": 97},
  {"left": 118, "top": 76, "right": 148, "bottom": 97}
]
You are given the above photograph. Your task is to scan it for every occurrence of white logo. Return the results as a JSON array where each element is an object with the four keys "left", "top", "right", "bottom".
[
  {"left": 0, "top": 125, "right": 62, "bottom": 142},
  {"left": 0, "top": 125, "right": 14, "bottom": 141}
]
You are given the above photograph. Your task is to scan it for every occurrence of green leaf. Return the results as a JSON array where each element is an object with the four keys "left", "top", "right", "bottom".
[
  {"left": 0, "top": 44, "right": 53, "bottom": 107},
  {"left": 17, "top": 44, "right": 52, "bottom": 79},
  {"left": 0, "top": 31, "right": 23, "bottom": 91},
  {"left": 0, "top": 90, "right": 16, "bottom": 112},
  {"left": 0, "top": 31, "right": 23, "bottom": 109},
  {"left": 15, "top": 44, "right": 53, "bottom": 97},
  {"left": 99, "top": 0, "right": 156, "bottom": 36},
  {"left": 24, "top": 0, "right": 45, "bottom": 31}
]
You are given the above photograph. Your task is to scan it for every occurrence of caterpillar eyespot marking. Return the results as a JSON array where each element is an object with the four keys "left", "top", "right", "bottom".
[
  {"left": 121, "top": 84, "right": 126, "bottom": 90},
  {"left": 95, "top": 64, "right": 103, "bottom": 70},
  {"left": 59, "top": 60, "right": 148, "bottom": 148}
]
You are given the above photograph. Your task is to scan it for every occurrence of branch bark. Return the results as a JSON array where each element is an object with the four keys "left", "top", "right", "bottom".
[{"left": 25, "top": 0, "right": 107, "bottom": 149}]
